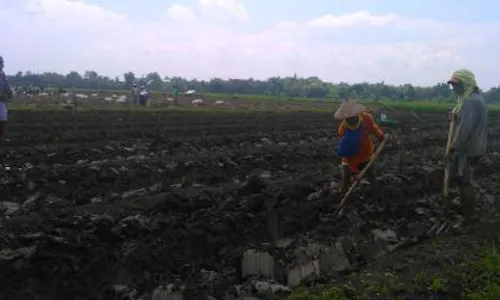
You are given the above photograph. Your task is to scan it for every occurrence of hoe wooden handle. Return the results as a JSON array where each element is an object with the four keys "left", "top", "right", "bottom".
[
  {"left": 443, "top": 119, "right": 456, "bottom": 198},
  {"left": 338, "top": 138, "right": 387, "bottom": 215}
]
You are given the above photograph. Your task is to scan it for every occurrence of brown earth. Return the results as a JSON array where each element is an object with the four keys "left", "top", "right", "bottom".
[{"left": 0, "top": 109, "right": 499, "bottom": 300}]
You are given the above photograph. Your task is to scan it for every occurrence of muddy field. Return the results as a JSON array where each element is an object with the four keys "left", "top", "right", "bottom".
[{"left": 1, "top": 109, "right": 500, "bottom": 300}]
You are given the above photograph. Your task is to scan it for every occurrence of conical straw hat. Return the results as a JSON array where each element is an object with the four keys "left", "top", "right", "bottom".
[{"left": 334, "top": 101, "right": 367, "bottom": 120}]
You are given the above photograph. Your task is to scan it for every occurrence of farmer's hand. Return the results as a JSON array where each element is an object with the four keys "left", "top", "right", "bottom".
[
  {"left": 379, "top": 133, "right": 390, "bottom": 142},
  {"left": 445, "top": 148, "right": 455, "bottom": 164},
  {"left": 353, "top": 173, "right": 363, "bottom": 181},
  {"left": 447, "top": 109, "right": 457, "bottom": 122},
  {"left": 333, "top": 153, "right": 342, "bottom": 165}
]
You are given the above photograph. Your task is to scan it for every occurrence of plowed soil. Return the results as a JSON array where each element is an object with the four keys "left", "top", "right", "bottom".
[{"left": 1, "top": 109, "right": 499, "bottom": 300}]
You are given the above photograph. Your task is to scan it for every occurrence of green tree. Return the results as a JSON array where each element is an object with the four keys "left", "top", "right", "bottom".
[
  {"left": 123, "top": 72, "right": 135, "bottom": 89},
  {"left": 5, "top": 70, "right": 499, "bottom": 102}
]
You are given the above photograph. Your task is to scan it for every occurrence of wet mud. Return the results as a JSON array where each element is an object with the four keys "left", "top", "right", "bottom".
[{"left": 1, "top": 110, "right": 500, "bottom": 299}]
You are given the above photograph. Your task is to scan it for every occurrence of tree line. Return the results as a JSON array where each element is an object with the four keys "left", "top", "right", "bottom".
[{"left": 6, "top": 70, "right": 500, "bottom": 102}]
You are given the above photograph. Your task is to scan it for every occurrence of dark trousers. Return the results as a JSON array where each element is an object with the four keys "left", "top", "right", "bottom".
[
  {"left": 139, "top": 95, "right": 148, "bottom": 106},
  {"left": 340, "top": 161, "right": 377, "bottom": 196}
]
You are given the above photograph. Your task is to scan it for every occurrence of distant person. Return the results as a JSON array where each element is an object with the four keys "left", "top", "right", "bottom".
[
  {"left": 334, "top": 101, "right": 388, "bottom": 197},
  {"left": 139, "top": 86, "right": 149, "bottom": 107},
  {"left": 0, "top": 56, "right": 13, "bottom": 143},
  {"left": 380, "top": 110, "right": 388, "bottom": 121},
  {"left": 132, "top": 83, "right": 140, "bottom": 106},
  {"left": 446, "top": 69, "right": 487, "bottom": 220},
  {"left": 173, "top": 88, "right": 180, "bottom": 104}
]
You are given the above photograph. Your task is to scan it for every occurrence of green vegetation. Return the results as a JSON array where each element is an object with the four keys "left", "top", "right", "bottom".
[
  {"left": 289, "top": 285, "right": 348, "bottom": 300},
  {"left": 7, "top": 70, "right": 500, "bottom": 102},
  {"left": 8, "top": 102, "right": 332, "bottom": 113},
  {"left": 286, "top": 244, "right": 500, "bottom": 300}
]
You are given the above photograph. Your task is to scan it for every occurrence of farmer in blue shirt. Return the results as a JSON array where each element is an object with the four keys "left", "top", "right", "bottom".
[{"left": 335, "top": 101, "right": 388, "bottom": 197}]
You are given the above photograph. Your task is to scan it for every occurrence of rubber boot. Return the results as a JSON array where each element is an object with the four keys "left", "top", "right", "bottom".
[
  {"left": 0, "top": 121, "right": 6, "bottom": 142},
  {"left": 459, "top": 183, "right": 476, "bottom": 220}
]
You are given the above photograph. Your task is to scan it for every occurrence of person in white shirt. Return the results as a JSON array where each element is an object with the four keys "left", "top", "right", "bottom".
[{"left": 132, "top": 83, "right": 140, "bottom": 106}]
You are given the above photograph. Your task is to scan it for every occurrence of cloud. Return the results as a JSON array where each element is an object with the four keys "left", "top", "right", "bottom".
[
  {"left": 306, "top": 11, "right": 402, "bottom": 28},
  {"left": 166, "top": 4, "right": 195, "bottom": 22},
  {"left": 1, "top": 0, "right": 499, "bottom": 88},
  {"left": 25, "top": 0, "right": 125, "bottom": 28},
  {"left": 197, "top": 0, "right": 249, "bottom": 23}
]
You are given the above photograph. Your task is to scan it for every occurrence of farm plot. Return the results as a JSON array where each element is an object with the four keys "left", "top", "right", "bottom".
[{"left": 0, "top": 109, "right": 500, "bottom": 300}]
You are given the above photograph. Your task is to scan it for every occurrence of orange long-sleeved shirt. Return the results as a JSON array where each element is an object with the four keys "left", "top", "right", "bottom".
[{"left": 338, "top": 112, "right": 384, "bottom": 174}]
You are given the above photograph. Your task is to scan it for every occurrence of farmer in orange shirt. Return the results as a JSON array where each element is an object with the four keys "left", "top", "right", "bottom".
[{"left": 334, "top": 101, "right": 388, "bottom": 196}]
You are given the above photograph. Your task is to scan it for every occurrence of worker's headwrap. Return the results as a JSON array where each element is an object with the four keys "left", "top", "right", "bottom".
[
  {"left": 447, "top": 69, "right": 478, "bottom": 115},
  {"left": 343, "top": 115, "right": 362, "bottom": 130}
]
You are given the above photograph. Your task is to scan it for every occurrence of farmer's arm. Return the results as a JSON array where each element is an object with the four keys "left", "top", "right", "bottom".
[
  {"left": 338, "top": 122, "right": 346, "bottom": 136},
  {"left": 4, "top": 77, "right": 12, "bottom": 99},
  {"left": 0, "top": 81, "right": 4, "bottom": 98},
  {"left": 372, "top": 123, "right": 385, "bottom": 141},
  {"left": 365, "top": 113, "right": 385, "bottom": 141},
  {"left": 451, "top": 99, "right": 476, "bottom": 152},
  {"left": 0, "top": 73, "right": 7, "bottom": 101}
]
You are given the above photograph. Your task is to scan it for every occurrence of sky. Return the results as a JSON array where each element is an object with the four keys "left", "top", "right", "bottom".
[{"left": 1, "top": 0, "right": 499, "bottom": 88}]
